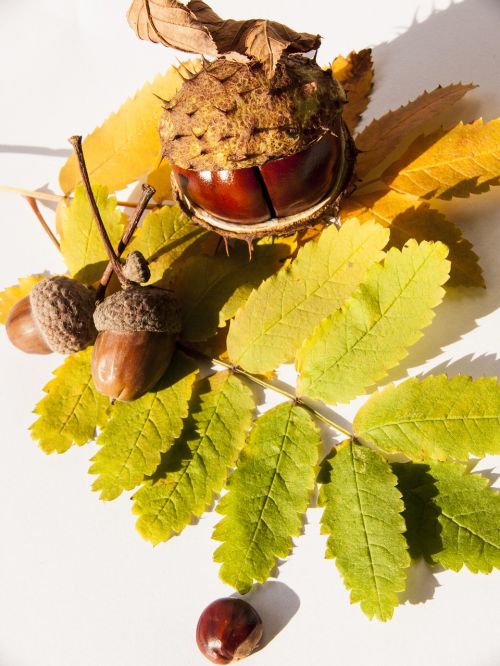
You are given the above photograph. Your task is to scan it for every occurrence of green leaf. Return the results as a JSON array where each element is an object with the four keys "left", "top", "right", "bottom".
[
  {"left": 60, "top": 185, "right": 126, "bottom": 284},
  {"left": 30, "top": 348, "right": 109, "bottom": 454},
  {"left": 175, "top": 243, "right": 290, "bottom": 342},
  {"left": 227, "top": 219, "right": 389, "bottom": 373},
  {"left": 90, "top": 352, "right": 198, "bottom": 501},
  {"left": 396, "top": 461, "right": 500, "bottom": 573},
  {"left": 320, "top": 441, "right": 410, "bottom": 621},
  {"left": 126, "top": 205, "right": 208, "bottom": 284},
  {"left": 213, "top": 402, "right": 321, "bottom": 593},
  {"left": 297, "top": 240, "right": 450, "bottom": 404},
  {"left": 133, "top": 371, "right": 254, "bottom": 544},
  {"left": 354, "top": 375, "right": 500, "bottom": 460}
]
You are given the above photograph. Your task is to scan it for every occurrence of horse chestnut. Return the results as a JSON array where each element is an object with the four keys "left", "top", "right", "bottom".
[{"left": 196, "top": 598, "right": 263, "bottom": 664}]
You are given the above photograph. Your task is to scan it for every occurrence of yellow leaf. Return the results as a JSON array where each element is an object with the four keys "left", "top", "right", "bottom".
[
  {"left": 332, "top": 49, "right": 373, "bottom": 133},
  {"left": 59, "top": 64, "right": 198, "bottom": 194},
  {"left": 147, "top": 160, "right": 173, "bottom": 204},
  {"left": 0, "top": 275, "right": 45, "bottom": 324},
  {"left": 55, "top": 199, "right": 69, "bottom": 240},
  {"left": 356, "top": 83, "right": 476, "bottom": 180},
  {"left": 383, "top": 118, "right": 500, "bottom": 199}
]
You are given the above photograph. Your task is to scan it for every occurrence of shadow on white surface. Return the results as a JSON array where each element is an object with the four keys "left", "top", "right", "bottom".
[
  {"left": 425, "top": 353, "right": 500, "bottom": 379},
  {"left": 399, "top": 558, "right": 442, "bottom": 605},
  {"left": 233, "top": 581, "right": 300, "bottom": 651},
  {"left": 0, "top": 144, "right": 71, "bottom": 158}
]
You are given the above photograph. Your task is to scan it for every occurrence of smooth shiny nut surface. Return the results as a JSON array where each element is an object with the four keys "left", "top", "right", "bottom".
[
  {"left": 91, "top": 330, "right": 175, "bottom": 401},
  {"left": 5, "top": 296, "right": 52, "bottom": 354},
  {"left": 196, "top": 598, "right": 263, "bottom": 664}
]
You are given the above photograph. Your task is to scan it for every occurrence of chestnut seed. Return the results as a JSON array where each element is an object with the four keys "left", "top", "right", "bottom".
[
  {"left": 5, "top": 296, "right": 52, "bottom": 354},
  {"left": 196, "top": 598, "right": 263, "bottom": 664}
]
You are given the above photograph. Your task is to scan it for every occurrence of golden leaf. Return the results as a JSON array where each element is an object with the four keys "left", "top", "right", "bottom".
[
  {"left": 342, "top": 189, "right": 483, "bottom": 288},
  {"left": 59, "top": 65, "right": 192, "bottom": 194},
  {"left": 332, "top": 49, "right": 373, "bottom": 133},
  {"left": 383, "top": 118, "right": 500, "bottom": 199},
  {"left": 0, "top": 275, "right": 45, "bottom": 324},
  {"left": 147, "top": 160, "right": 173, "bottom": 204},
  {"left": 356, "top": 83, "right": 476, "bottom": 180}
]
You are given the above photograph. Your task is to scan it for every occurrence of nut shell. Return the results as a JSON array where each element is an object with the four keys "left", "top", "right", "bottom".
[
  {"left": 94, "top": 286, "right": 181, "bottom": 335},
  {"left": 123, "top": 250, "right": 151, "bottom": 284},
  {"left": 30, "top": 276, "right": 97, "bottom": 354}
]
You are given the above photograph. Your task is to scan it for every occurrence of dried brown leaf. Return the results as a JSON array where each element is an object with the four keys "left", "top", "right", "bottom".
[
  {"left": 127, "top": 0, "right": 320, "bottom": 77},
  {"left": 356, "top": 83, "right": 476, "bottom": 180},
  {"left": 332, "top": 49, "right": 373, "bottom": 133}
]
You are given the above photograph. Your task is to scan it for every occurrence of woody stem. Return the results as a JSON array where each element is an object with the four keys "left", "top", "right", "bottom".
[{"left": 24, "top": 196, "right": 60, "bottom": 251}]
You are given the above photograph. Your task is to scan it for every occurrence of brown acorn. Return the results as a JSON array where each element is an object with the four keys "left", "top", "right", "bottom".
[
  {"left": 5, "top": 276, "right": 97, "bottom": 355},
  {"left": 91, "top": 285, "right": 181, "bottom": 401}
]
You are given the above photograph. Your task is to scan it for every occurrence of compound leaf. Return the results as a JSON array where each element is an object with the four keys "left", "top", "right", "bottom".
[
  {"left": 59, "top": 66, "right": 193, "bottom": 193},
  {"left": 227, "top": 219, "right": 389, "bottom": 373},
  {"left": 332, "top": 49, "right": 373, "bottom": 133},
  {"left": 90, "top": 352, "right": 198, "bottom": 501},
  {"left": 297, "top": 240, "right": 450, "bottom": 405},
  {"left": 134, "top": 371, "right": 254, "bottom": 544},
  {"left": 356, "top": 83, "right": 476, "bottom": 180},
  {"left": 320, "top": 441, "right": 409, "bottom": 621},
  {"left": 30, "top": 348, "right": 109, "bottom": 454},
  {"left": 0, "top": 275, "right": 45, "bottom": 324},
  {"left": 383, "top": 118, "right": 500, "bottom": 199},
  {"left": 355, "top": 375, "right": 500, "bottom": 460},
  {"left": 60, "top": 184, "right": 126, "bottom": 284},
  {"left": 213, "top": 402, "right": 321, "bottom": 593}
]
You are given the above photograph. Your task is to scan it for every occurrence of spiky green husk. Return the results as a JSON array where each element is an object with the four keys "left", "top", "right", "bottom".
[{"left": 160, "top": 55, "right": 346, "bottom": 171}]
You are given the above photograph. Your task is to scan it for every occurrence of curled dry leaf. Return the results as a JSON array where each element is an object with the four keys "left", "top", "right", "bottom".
[{"left": 127, "top": 0, "right": 321, "bottom": 77}]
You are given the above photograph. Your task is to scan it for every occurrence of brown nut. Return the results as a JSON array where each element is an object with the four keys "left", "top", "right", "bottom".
[{"left": 5, "top": 295, "right": 52, "bottom": 354}]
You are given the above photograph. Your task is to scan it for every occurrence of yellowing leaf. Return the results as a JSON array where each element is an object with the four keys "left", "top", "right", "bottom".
[
  {"left": 297, "top": 241, "right": 450, "bottom": 405},
  {"left": 126, "top": 205, "right": 208, "bottom": 285},
  {"left": 30, "top": 348, "right": 109, "bottom": 454},
  {"left": 59, "top": 65, "right": 193, "bottom": 193},
  {"left": 90, "top": 352, "right": 198, "bottom": 501},
  {"left": 0, "top": 275, "right": 44, "bottom": 324},
  {"left": 147, "top": 160, "right": 173, "bottom": 204},
  {"left": 332, "top": 49, "right": 373, "bottom": 133},
  {"left": 174, "top": 243, "right": 290, "bottom": 342},
  {"left": 383, "top": 118, "right": 500, "bottom": 199},
  {"left": 354, "top": 375, "right": 500, "bottom": 460},
  {"left": 134, "top": 371, "right": 254, "bottom": 545},
  {"left": 213, "top": 402, "right": 321, "bottom": 593},
  {"left": 320, "top": 441, "right": 409, "bottom": 621},
  {"left": 60, "top": 184, "right": 126, "bottom": 284},
  {"left": 355, "top": 84, "right": 476, "bottom": 180},
  {"left": 227, "top": 219, "right": 389, "bottom": 374}
]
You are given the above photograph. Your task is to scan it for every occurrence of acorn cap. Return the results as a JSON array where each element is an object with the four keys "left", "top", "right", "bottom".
[
  {"left": 122, "top": 250, "right": 151, "bottom": 284},
  {"left": 160, "top": 55, "right": 346, "bottom": 171},
  {"left": 30, "top": 276, "right": 97, "bottom": 354},
  {"left": 94, "top": 286, "right": 181, "bottom": 335}
]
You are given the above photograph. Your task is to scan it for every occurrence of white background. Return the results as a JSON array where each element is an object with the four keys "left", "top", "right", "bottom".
[{"left": 1, "top": 0, "right": 500, "bottom": 664}]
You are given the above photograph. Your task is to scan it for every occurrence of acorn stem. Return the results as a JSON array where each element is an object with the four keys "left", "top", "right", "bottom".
[
  {"left": 96, "top": 184, "right": 156, "bottom": 302},
  {"left": 24, "top": 196, "right": 60, "bottom": 251},
  {"left": 69, "top": 135, "right": 132, "bottom": 288},
  {"left": 179, "top": 344, "right": 352, "bottom": 438}
]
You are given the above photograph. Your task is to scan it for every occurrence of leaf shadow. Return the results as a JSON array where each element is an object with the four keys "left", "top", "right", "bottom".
[
  {"left": 231, "top": 581, "right": 300, "bottom": 651},
  {"left": 422, "top": 352, "right": 500, "bottom": 380}
]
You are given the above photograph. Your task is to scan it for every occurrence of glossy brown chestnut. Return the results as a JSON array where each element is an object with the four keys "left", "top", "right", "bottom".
[
  {"left": 172, "top": 132, "right": 341, "bottom": 226},
  {"left": 5, "top": 296, "right": 52, "bottom": 354},
  {"left": 196, "top": 598, "right": 263, "bottom": 664},
  {"left": 91, "top": 330, "right": 175, "bottom": 401}
]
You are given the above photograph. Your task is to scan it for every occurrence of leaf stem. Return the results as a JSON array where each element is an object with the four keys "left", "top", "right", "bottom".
[
  {"left": 69, "top": 135, "right": 132, "bottom": 288},
  {"left": 96, "top": 184, "right": 156, "bottom": 302},
  {"left": 179, "top": 344, "right": 352, "bottom": 438},
  {"left": 24, "top": 196, "right": 60, "bottom": 251},
  {"left": 0, "top": 184, "right": 173, "bottom": 209}
]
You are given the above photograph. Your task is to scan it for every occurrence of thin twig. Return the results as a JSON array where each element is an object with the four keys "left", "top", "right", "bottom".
[
  {"left": 24, "top": 196, "right": 60, "bottom": 251},
  {"left": 179, "top": 343, "right": 352, "bottom": 438},
  {"left": 0, "top": 184, "right": 173, "bottom": 209},
  {"left": 96, "top": 184, "right": 156, "bottom": 302},
  {"left": 69, "top": 135, "right": 133, "bottom": 288}
]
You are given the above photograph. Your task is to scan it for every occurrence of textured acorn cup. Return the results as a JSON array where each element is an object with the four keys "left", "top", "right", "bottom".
[
  {"left": 196, "top": 598, "right": 263, "bottom": 664},
  {"left": 5, "top": 276, "right": 97, "bottom": 354},
  {"left": 91, "top": 286, "right": 181, "bottom": 401},
  {"left": 162, "top": 55, "right": 355, "bottom": 240}
]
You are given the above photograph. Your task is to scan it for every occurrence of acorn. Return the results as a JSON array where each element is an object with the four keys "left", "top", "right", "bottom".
[
  {"left": 91, "top": 285, "right": 181, "bottom": 401},
  {"left": 162, "top": 55, "right": 355, "bottom": 241},
  {"left": 5, "top": 276, "right": 97, "bottom": 355}
]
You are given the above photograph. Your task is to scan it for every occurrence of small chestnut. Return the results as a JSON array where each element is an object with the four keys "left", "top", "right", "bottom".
[
  {"left": 5, "top": 295, "right": 52, "bottom": 354},
  {"left": 196, "top": 598, "right": 263, "bottom": 664}
]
